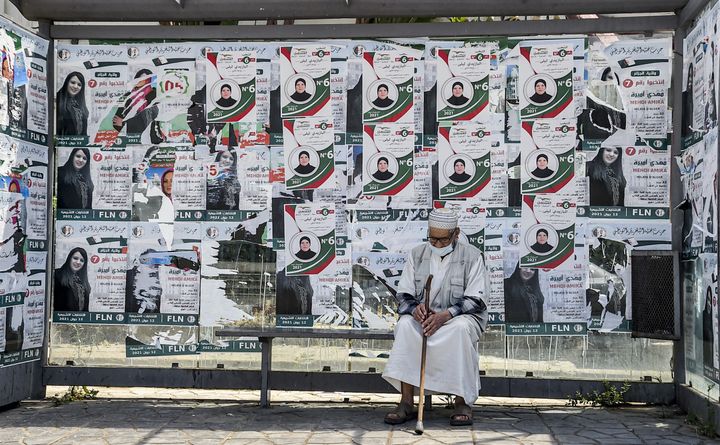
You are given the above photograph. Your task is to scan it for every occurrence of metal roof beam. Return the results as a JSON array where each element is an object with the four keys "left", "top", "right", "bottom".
[
  {"left": 19, "top": 0, "right": 687, "bottom": 22},
  {"left": 677, "top": 0, "right": 711, "bottom": 28},
  {"left": 50, "top": 16, "right": 678, "bottom": 41}
]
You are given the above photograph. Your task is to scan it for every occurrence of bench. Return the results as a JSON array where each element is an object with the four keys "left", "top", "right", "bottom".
[{"left": 215, "top": 327, "right": 395, "bottom": 407}]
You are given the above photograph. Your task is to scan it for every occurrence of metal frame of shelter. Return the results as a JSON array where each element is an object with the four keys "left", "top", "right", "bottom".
[{"left": 1, "top": 0, "right": 717, "bottom": 426}]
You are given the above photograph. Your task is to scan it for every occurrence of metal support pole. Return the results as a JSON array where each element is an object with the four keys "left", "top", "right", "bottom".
[
  {"left": 671, "top": 26, "right": 687, "bottom": 388},
  {"left": 260, "top": 337, "right": 272, "bottom": 408},
  {"left": 34, "top": 18, "right": 53, "bottom": 401}
]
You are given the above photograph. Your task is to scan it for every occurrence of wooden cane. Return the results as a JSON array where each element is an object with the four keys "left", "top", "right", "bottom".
[{"left": 414, "top": 274, "right": 433, "bottom": 435}]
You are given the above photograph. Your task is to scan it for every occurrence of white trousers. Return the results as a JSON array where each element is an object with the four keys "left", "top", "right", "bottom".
[{"left": 382, "top": 314, "right": 482, "bottom": 405}]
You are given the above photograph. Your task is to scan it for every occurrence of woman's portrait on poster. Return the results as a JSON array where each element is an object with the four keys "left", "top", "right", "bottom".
[
  {"left": 54, "top": 247, "right": 91, "bottom": 312},
  {"left": 56, "top": 71, "right": 89, "bottom": 136},
  {"left": 57, "top": 147, "right": 94, "bottom": 209}
]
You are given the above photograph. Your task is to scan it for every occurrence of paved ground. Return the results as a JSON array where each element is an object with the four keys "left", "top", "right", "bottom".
[{"left": 0, "top": 387, "right": 718, "bottom": 444}]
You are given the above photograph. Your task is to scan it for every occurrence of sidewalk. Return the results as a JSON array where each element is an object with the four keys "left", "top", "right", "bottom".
[{"left": 0, "top": 387, "right": 717, "bottom": 444}]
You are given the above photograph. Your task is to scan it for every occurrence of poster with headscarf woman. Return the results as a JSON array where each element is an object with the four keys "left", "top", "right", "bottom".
[
  {"left": 521, "top": 191, "right": 576, "bottom": 270},
  {"left": 205, "top": 51, "right": 256, "bottom": 124},
  {"left": 518, "top": 42, "right": 574, "bottom": 120},
  {"left": 56, "top": 146, "right": 132, "bottom": 218},
  {"left": 436, "top": 46, "right": 491, "bottom": 122},
  {"left": 362, "top": 123, "right": 414, "bottom": 197},
  {"left": 55, "top": 44, "right": 128, "bottom": 147},
  {"left": 123, "top": 44, "right": 198, "bottom": 145},
  {"left": 284, "top": 203, "right": 335, "bottom": 277},
  {"left": 520, "top": 118, "right": 576, "bottom": 195},
  {"left": 437, "top": 121, "right": 491, "bottom": 199},
  {"left": 283, "top": 117, "right": 335, "bottom": 190},
  {"left": 53, "top": 220, "right": 127, "bottom": 324},
  {"left": 280, "top": 45, "right": 331, "bottom": 118},
  {"left": 362, "top": 51, "right": 414, "bottom": 124}
]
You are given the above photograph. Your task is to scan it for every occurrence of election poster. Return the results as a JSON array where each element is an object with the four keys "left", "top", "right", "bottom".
[
  {"left": 283, "top": 203, "right": 336, "bottom": 277},
  {"left": 0, "top": 136, "right": 48, "bottom": 239},
  {"left": 131, "top": 145, "right": 175, "bottom": 222},
  {"left": 351, "top": 250, "right": 406, "bottom": 330},
  {"left": 124, "top": 43, "right": 199, "bottom": 145},
  {"left": 600, "top": 38, "right": 671, "bottom": 146},
  {"left": 283, "top": 117, "right": 335, "bottom": 190},
  {"left": 362, "top": 123, "right": 414, "bottom": 196},
  {"left": 55, "top": 146, "right": 131, "bottom": 221},
  {"left": 585, "top": 208, "right": 672, "bottom": 251},
  {"left": 504, "top": 248, "right": 587, "bottom": 336},
  {"left": 53, "top": 220, "right": 128, "bottom": 324},
  {"left": 521, "top": 192, "right": 576, "bottom": 270},
  {"left": 331, "top": 44, "right": 349, "bottom": 134},
  {"left": 125, "top": 326, "right": 198, "bottom": 358},
  {"left": 520, "top": 118, "right": 576, "bottom": 195},
  {"left": 362, "top": 51, "right": 414, "bottom": 124},
  {"left": 206, "top": 147, "right": 242, "bottom": 213},
  {"left": 437, "top": 122, "right": 491, "bottom": 200},
  {"left": 55, "top": 44, "right": 128, "bottom": 148},
  {"left": 13, "top": 25, "right": 49, "bottom": 141},
  {"left": 126, "top": 222, "right": 200, "bottom": 326},
  {"left": 587, "top": 238, "right": 632, "bottom": 332},
  {"left": 348, "top": 208, "right": 428, "bottom": 254},
  {"left": 172, "top": 144, "right": 206, "bottom": 214},
  {"left": 236, "top": 145, "right": 271, "bottom": 210},
  {"left": 484, "top": 208, "right": 510, "bottom": 325},
  {"left": 205, "top": 51, "right": 256, "bottom": 124},
  {"left": 519, "top": 42, "right": 575, "bottom": 120},
  {"left": 280, "top": 45, "right": 331, "bottom": 118},
  {"left": 436, "top": 46, "right": 491, "bottom": 122}
]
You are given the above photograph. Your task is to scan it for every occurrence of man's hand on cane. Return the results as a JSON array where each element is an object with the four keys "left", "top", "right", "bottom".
[{"left": 413, "top": 305, "right": 451, "bottom": 337}]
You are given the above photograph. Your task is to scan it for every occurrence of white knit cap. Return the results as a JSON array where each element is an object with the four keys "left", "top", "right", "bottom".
[{"left": 428, "top": 208, "right": 458, "bottom": 230}]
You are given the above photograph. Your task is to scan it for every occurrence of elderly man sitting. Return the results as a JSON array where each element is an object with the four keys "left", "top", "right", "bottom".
[{"left": 382, "top": 208, "right": 489, "bottom": 426}]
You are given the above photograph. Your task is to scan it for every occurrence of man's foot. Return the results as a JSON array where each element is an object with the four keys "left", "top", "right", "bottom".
[
  {"left": 450, "top": 401, "right": 473, "bottom": 426},
  {"left": 384, "top": 401, "right": 417, "bottom": 425}
]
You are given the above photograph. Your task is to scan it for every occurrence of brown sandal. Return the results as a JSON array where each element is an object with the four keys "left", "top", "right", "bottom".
[
  {"left": 450, "top": 403, "right": 473, "bottom": 426},
  {"left": 384, "top": 401, "right": 417, "bottom": 425}
]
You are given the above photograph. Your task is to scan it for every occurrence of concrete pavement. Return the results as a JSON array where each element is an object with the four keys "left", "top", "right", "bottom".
[{"left": 0, "top": 387, "right": 717, "bottom": 444}]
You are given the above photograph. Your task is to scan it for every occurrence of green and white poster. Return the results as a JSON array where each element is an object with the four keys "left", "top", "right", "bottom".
[
  {"left": 362, "top": 123, "right": 414, "bottom": 196},
  {"left": 437, "top": 121, "right": 491, "bottom": 199},
  {"left": 205, "top": 51, "right": 256, "bottom": 124},
  {"left": 521, "top": 118, "right": 576, "bottom": 194},
  {"left": 284, "top": 203, "right": 336, "bottom": 276},
  {"left": 280, "top": 45, "right": 331, "bottom": 118},
  {"left": 283, "top": 117, "right": 335, "bottom": 190},
  {"left": 519, "top": 42, "right": 574, "bottom": 120},
  {"left": 362, "top": 51, "right": 414, "bottom": 123},
  {"left": 521, "top": 192, "right": 576, "bottom": 270},
  {"left": 436, "top": 47, "right": 490, "bottom": 122}
]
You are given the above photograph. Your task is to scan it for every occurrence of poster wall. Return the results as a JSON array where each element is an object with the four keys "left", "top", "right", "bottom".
[{"left": 49, "top": 34, "right": 674, "bottom": 361}]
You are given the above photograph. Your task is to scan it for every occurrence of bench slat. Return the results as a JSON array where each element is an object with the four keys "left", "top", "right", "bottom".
[{"left": 215, "top": 327, "right": 394, "bottom": 340}]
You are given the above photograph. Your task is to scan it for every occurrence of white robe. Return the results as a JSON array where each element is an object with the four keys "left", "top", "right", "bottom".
[{"left": 382, "top": 248, "right": 485, "bottom": 405}]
